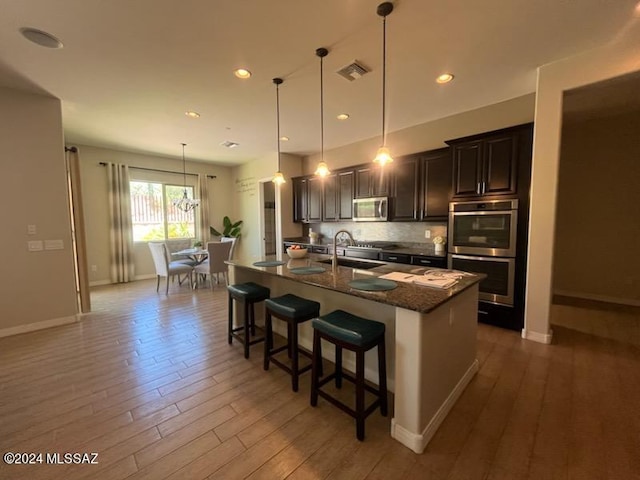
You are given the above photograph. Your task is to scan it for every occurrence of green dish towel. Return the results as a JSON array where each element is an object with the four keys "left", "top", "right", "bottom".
[
  {"left": 348, "top": 278, "right": 398, "bottom": 291},
  {"left": 253, "top": 260, "right": 286, "bottom": 267}
]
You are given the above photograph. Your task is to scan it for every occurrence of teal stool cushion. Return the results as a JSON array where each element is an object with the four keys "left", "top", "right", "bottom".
[
  {"left": 227, "top": 282, "right": 270, "bottom": 302},
  {"left": 312, "top": 310, "right": 385, "bottom": 347},
  {"left": 266, "top": 294, "right": 320, "bottom": 320}
]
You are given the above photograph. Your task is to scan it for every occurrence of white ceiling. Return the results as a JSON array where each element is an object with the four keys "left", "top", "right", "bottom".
[{"left": 1, "top": 0, "right": 639, "bottom": 165}]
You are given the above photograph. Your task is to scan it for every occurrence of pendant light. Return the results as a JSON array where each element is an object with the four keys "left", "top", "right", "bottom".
[
  {"left": 373, "top": 2, "right": 394, "bottom": 166},
  {"left": 173, "top": 143, "right": 200, "bottom": 212},
  {"left": 314, "top": 47, "right": 331, "bottom": 177},
  {"left": 272, "top": 77, "right": 286, "bottom": 185}
]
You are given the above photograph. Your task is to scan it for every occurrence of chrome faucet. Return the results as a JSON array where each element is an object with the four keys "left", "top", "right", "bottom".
[{"left": 332, "top": 229, "right": 355, "bottom": 274}]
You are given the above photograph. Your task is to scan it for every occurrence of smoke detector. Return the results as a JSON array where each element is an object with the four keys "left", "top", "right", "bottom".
[
  {"left": 336, "top": 61, "right": 369, "bottom": 81},
  {"left": 220, "top": 141, "right": 239, "bottom": 148}
]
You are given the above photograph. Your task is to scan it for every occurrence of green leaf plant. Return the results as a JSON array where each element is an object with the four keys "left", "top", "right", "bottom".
[{"left": 210, "top": 216, "right": 243, "bottom": 238}]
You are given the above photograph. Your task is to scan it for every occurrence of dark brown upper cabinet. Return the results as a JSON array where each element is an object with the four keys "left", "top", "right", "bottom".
[
  {"left": 337, "top": 170, "right": 354, "bottom": 220},
  {"left": 355, "top": 165, "right": 390, "bottom": 198},
  {"left": 419, "top": 147, "right": 452, "bottom": 219},
  {"left": 448, "top": 127, "right": 524, "bottom": 198},
  {"left": 292, "top": 176, "right": 322, "bottom": 223},
  {"left": 390, "top": 155, "right": 420, "bottom": 221},
  {"left": 293, "top": 168, "right": 355, "bottom": 223}
]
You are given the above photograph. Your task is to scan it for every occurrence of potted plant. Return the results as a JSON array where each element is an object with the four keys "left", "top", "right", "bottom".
[
  {"left": 210, "top": 216, "right": 243, "bottom": 238},
  {"left": 433, "top": 235, "right": 446, "bottom": 253}
]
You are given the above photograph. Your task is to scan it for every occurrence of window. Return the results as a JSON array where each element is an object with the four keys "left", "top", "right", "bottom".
[{"left": 130, "top": 181, "right": 196, "bottom": 241}]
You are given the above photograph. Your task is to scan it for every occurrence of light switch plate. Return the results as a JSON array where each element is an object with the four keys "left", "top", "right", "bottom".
[
  {"left": 28, "top": 240, "right": 43, "bottom": 252},
  {"left": 44, "top": 239, "right": 64, "bottom": 250}
]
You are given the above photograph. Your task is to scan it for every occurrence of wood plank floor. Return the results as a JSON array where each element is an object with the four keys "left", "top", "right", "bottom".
[{"left": 1, "top": 279, "right": 639, "bottom": 480}]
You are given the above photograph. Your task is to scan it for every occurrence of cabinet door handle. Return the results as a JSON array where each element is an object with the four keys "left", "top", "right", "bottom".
[
  {"left": 388, "top": 256, "right": 397, "bottom": 260},
  {"left": 477, "top": 182, "right": 482, "bottom": 194},
  {"left": 419, "top": 259, "right": 431, "bottom": 265},
  {"left": 482, "top": 181, "right": 486, "bottom": 194}
]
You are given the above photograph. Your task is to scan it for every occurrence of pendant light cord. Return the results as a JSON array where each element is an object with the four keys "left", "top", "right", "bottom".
[
  {"left": 381, "top": 14, "right": 387, "bottom": 144},
  {"left": 320, "top": 54, "right": 324, "bottom": 163},
  {"left": 276, "top": 81, "right": 281, "bottom": 171},
  {"left": 181, "top": 143, "right": 187, "bottom": 187}
]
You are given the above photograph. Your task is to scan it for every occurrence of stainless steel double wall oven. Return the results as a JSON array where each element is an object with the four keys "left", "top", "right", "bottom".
[{"left": 448, "top": 199, "right": 519, "bottom": 307}]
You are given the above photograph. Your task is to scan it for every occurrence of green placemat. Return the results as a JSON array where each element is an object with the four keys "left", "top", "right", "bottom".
[
  {"left": 348, "top": 278, "right": 398, "bottom": 291},
  {"left": 253, "top": 260, "right": 286, "bottom": 267},
  {"left": 289, "top": 267, "right": 326, "bottom": 275}
]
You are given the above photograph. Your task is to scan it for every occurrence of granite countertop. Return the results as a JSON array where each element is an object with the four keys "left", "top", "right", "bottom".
[
  {"left": 283, "top": 238, "right": 447, "bottom": 258},
  {"left": 228, "top": 254, "right": 482, "bottom": 314}
]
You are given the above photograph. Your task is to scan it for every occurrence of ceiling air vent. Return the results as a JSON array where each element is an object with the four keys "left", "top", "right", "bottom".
[
  {"left": 220, "top": 140, "right": 239, "bottom": 148},
  {"left": 336, "top": 61, "right": 369, "bottom": 81}
]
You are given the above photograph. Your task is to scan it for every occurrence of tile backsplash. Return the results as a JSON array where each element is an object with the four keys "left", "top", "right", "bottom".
[{"left": 307, "top": 221, "right": 447, "bottom": 247}]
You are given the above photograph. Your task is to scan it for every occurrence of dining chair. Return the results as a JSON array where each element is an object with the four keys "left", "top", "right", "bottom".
[
  {"left": 165, "top": 239, "right": 197, "bottom": 266},
  {"left": 193, "top": 241, "right": 233, "bottom": 290},
  {"left": 221, "top": 236, "right": 237, "bottom": 260},
  {"left": 148, "top": 242, "right": 194, "bottom": 294}
]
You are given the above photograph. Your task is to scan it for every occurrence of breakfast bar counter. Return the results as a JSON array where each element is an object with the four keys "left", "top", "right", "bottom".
[{"left": 227, "top": 254, "right": 482, "bottom": 453}]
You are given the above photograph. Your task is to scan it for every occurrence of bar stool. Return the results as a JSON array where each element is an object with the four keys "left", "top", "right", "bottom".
[
  {"left": 263, "top": 294, "right": 321, "bottom": 392},
  {"left": 310, "top": 309, "right": 388, "bottom": 441},
  {"left": 227, "top": 282, "right": 270, "bottom": 359}
]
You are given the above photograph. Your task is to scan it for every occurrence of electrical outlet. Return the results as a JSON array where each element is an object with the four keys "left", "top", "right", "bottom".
[
  {"left": 91, "top": 265, "right": 98, "bottom": 272},
  {"left": 27, "top": 224, "right": 37, "bottom": 235},
  {"left": 424, "top": 229, "right": 431, "bottom": 239}
]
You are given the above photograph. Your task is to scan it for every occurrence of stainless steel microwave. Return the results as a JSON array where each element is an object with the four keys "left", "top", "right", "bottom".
[{"left": 353, "top": 197, "right": 388, "bottom": 222}]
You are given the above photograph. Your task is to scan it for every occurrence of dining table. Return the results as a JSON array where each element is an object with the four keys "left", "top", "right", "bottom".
[{"left": 172, "top": 247, "right": 209, "bottom": 265}]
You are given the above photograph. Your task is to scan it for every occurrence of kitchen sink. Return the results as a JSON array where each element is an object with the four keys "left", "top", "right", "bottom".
[{"left": 317, "top": 258, "right": 384, "bottom": 270}]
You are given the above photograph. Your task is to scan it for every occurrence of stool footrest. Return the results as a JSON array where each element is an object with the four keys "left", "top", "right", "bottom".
[
  {"left": 316, "top": 390, "right": 381, "bottom": 421},
  {"left": 271, "top": 358, "right": 312, "bottom": 376},
  {"left": 317, "top": 371, "right": 381, "bottom": 396}
]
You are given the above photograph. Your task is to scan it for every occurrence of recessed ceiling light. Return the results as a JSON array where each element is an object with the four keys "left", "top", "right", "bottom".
[
  {"left": 337, "top": 113, "right": 350, "bottom": 120},
  {"left": 19, "top": 27, "right": 63, "bottom": 49},
  {"left": 185, "top": 111, "right": 200, "bottom": 118},
  {"left": 234, "top": 68, "right": 252, "bottom": 79},
  {"left": 220, "top": 140, "right": 239, "bottom": 148},
  {"left": 436, "top": 73, "right": 454, "bottom": 84},
  {"left": 280, "top": 136, "right": 289, "bottom": 142}
]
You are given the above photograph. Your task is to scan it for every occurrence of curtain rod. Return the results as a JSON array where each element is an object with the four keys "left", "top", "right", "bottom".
[{"left": 98, "top": 162, "right": 216, "bottom": 179}]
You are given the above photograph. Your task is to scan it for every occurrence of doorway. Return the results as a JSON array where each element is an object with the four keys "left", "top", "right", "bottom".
[{"left": 262, "top": 181, "right": 276, "bottom": 255}]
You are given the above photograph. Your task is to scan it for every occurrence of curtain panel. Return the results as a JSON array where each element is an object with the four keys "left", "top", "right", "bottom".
[
  {"left": 107, "top": 163, "right": 135, "bottom": 283},
  {"left": 198, "top": 174, "right": 210, "bottom": 244}
]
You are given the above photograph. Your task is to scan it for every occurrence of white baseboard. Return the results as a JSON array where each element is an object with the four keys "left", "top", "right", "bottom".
[
  {"left": 554, "top": 289, "right": 640, "bottom": 307},
  {"left": 521, "top": 328, "right": 553, "bottom": 344},
  {"left": 135, "top": 274, "right": 156, "bottom": 281},
  {"left": 0, "top": 315, "right": 79, "bottom": 338},
  {"left": 391, "top": 359, "right": 479, "bottom": 454},
  {"left": 90, "top": 274, "right": 157, "bottom": 287}
]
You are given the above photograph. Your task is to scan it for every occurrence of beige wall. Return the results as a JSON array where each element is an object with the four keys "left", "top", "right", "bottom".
[
  {"left": 232, "top": 152, "right": 303, "bottom": 260},
  {"left": 77, "top": 145, "right": 233, "bottom": 284},
  {"left": 525, "top": 26, "right": 640, "bottom": 342},
  {"left": 553, "top": 111, "right": 640, "bottom": 303},
  {"left": 0, "top": 87, "right": 78, "bottom": 334},
  {"left": 303, "top": 94, "right": 536, "bottom": 173}
]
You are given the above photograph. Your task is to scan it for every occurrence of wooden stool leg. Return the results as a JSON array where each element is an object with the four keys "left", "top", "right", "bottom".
[
  {"left": 228, "top": 292, "right": 233, "bottom": 344},
  {"left": 250, "top": 302, "right": 257, "bottom": 336},
  {"left": 378, "top": 337, "right": 388, "bottom": 416},
  {"left": 335, "top": 346, "right": 343, "bottom": 389},
  {"left": 243, "top": 301, "right": 250, "bottom": 359},
  {"left": 310, "top": 331, "right": 321, "bottom": 406},
  {"left": 356, "top": 349, "right": 365, "bottom": 441},
  {"left": 291, "top": 320, "right": 299, "bottom": 392},
  {"left": 287, "top": 323, "right": 293, "bottom": 359},
  {"left": 263, "top": 310, "right": 272, "bottom": 370}
]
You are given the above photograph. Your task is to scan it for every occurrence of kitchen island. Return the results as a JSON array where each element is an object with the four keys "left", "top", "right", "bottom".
[{"left": 227, "top": 254, "right": 481, "bottom": 454}]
